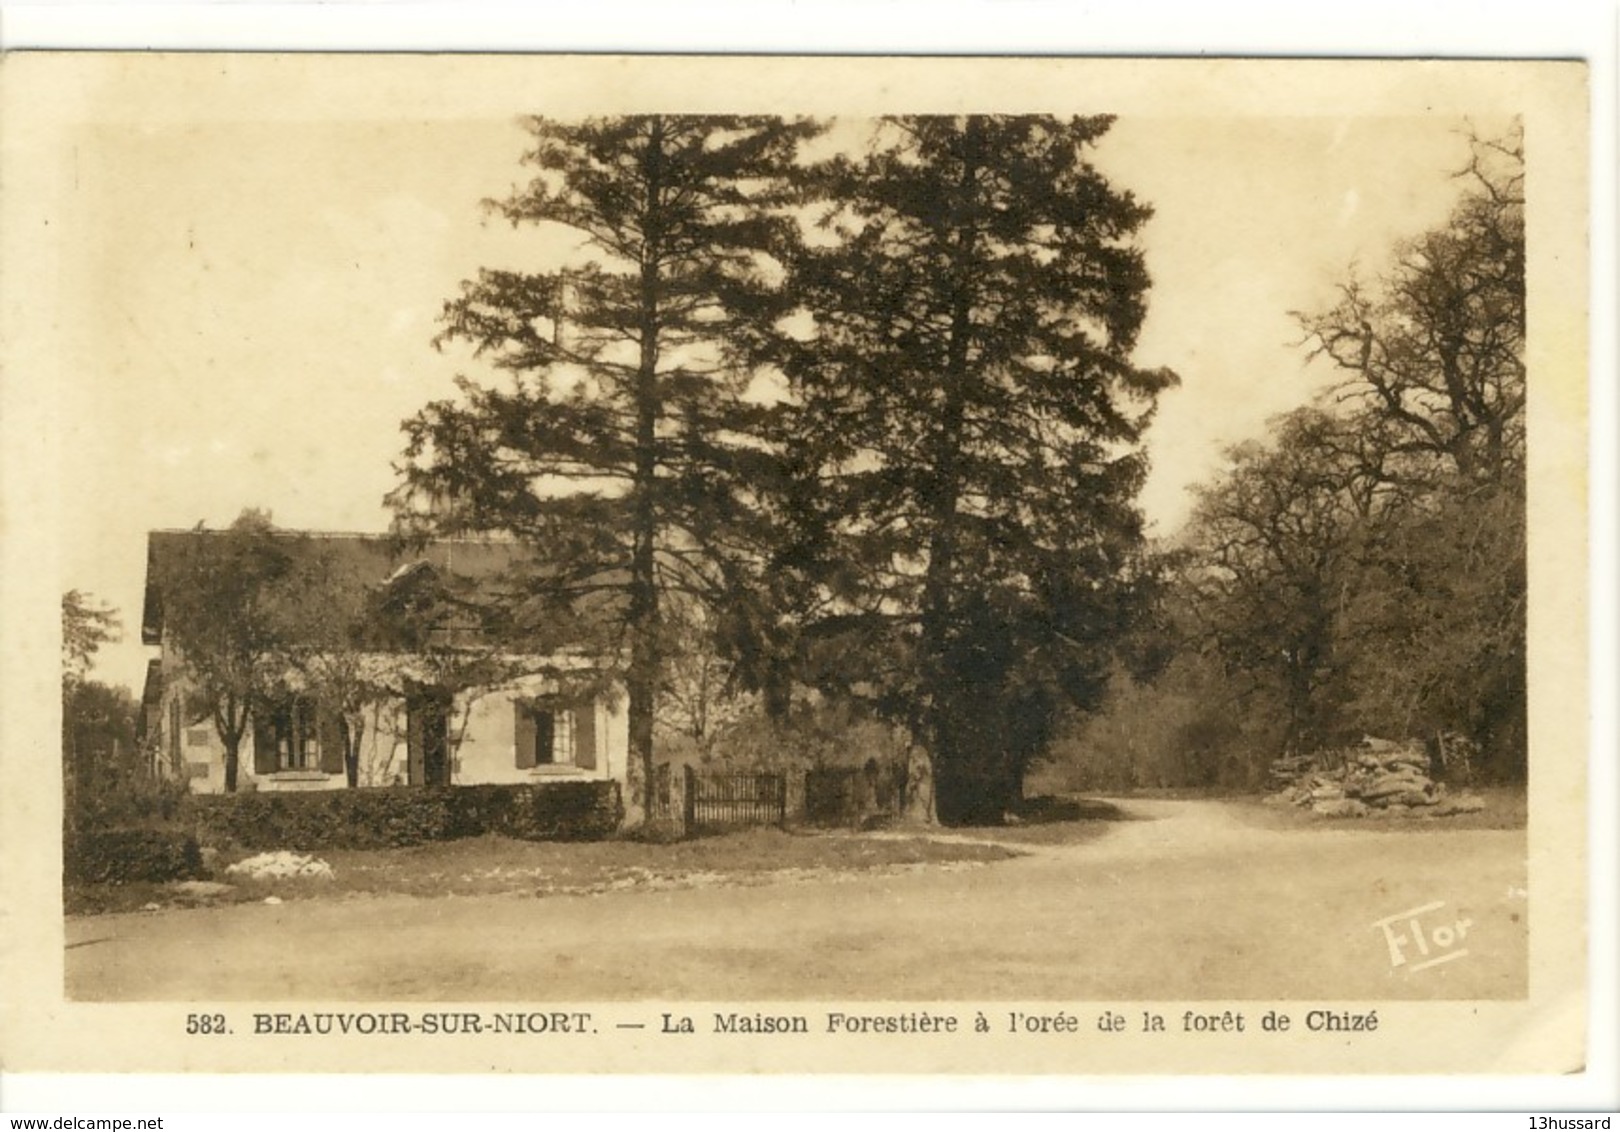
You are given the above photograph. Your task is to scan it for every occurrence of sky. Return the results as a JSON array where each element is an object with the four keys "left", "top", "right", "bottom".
[{"left": 23, "top": 57, "right": 1508, "bottom": 696}]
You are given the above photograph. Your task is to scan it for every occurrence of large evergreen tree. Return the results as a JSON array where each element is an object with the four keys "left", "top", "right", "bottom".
[
  {"left": 778, "top": 116, "right": 1175, "bottom": 823},
  {"left": 391, "top": 115, "right": 820, "bottom": 817}
]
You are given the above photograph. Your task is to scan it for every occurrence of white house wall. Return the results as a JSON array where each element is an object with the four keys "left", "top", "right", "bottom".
[
  {"left": 452, "top": 678, "right": 625, "bottom": 787},
  {"left": 163, "top": 679, "right": 626, "bottom": 794}
]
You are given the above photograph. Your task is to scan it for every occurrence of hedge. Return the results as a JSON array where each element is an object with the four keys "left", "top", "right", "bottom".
[
  {"left": 183, "top": 781, "right": 624, "bottom": 850},
  {"left": 66, "top": 828, "right": 204, "bottom": 886}
]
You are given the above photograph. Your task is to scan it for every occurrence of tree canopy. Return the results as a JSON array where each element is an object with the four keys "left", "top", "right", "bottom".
[
  {"left": 152, "top": 508, "right": 294, "bottom": 792},
  {"left": 386, "top": 115, "right": 1528, "bottom": 812},
  {"left": 391, "top": 115, "right": 822, "bottom": 816},
  {"left": 62, "top": 589, "right": 120, "bottom": 690},
  {"left": 1297, "top": 126, "right": 1525, "bottom": 488},
  {"left": 775, "top": 115, "right": 1175, "bottom": 822},
  {"left": 1168, "top": 128, "right": 1527, "bottom": 781},
  {"left": 389, "top": 113, "right": 1176, "bottom": 824}
]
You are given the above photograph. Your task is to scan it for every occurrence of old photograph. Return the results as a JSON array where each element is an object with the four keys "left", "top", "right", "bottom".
[{"left": 0, "top": 52, "right": 1593, "bottom": 1079}]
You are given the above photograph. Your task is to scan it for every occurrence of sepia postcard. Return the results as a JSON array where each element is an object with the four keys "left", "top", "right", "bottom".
[{"left": 0, "top": 50, "right": 1598, "bottom": 1093}]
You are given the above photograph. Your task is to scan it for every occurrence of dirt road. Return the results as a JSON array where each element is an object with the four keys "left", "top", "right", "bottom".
[{"left": 65, "top": 798, "right": 1527, "bottom": 1001}]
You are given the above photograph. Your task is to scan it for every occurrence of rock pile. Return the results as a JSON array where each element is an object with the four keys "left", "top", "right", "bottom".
[
  {"left": 1264, "top": 739, "right": 1486, "bottom": 818},
  {"left": 1267, "top": 754, "right": 1316, "bottom": 793},
  {"left": 225, "top": 851, "right": 334, "bottom": 881}
]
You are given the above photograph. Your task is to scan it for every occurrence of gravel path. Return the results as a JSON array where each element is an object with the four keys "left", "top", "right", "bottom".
[{"left": 65, "top": 799, "right": 1527, "bottom": 1002}]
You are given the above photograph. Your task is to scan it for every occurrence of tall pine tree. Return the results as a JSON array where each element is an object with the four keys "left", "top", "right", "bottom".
[
  {"left": 391, "top": 115, "right": 819, "bottom": 818},
  {"left": 779, "top": 116, "right": 1175, "bottom": 823}
]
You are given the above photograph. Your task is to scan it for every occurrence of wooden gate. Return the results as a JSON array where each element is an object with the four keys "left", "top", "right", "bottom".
[
  {"left": 682, "top": 766, "right": 787, "bottom": 831},
  {"left": 651, "top": 762, "right": 677, "bottom": 821}
]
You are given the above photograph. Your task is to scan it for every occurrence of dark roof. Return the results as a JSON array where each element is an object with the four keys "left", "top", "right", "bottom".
[
  {"left": 140, "top": 658, "right": 163, "bottom": 705},
  {"left": 134, "top": 659, "right": 163, "bottom": 742},
  {"left": 141, "top": 529, "right": 535, "bottom": 646}
]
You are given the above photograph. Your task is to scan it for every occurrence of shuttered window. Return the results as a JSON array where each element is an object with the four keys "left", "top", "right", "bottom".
[
  {"left": 252, "top": 697, "right": 333, "bottom": 773},
  {"left": 551, "top": 711, "right": 572, "bottom": 764},
  {"left": 514, "top": 703, "right": 545, "bottom": 768},
  {"left": 574, "top": 704, "right": 596, "bottom": 770},
  {"left": 515, "top": 701, "right": 537, "bottom": 769},
  {"left": 253, "top": 712, "right": 277, "bottom": 775},
  {"left": 318, "top": 712, "right": 346, "bottom": 775},
  {"left": 516, "top": 699, "right": 592, "bottom": 768}
]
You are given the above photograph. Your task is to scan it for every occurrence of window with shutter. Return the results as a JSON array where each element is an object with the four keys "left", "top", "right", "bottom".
[
  {"left": 318, "top": 711, "right": 346, "bottom": 775},
  {"left": 406, "top": 687, "right": 452, "bottom": 786},
  {"left": 253, "top": 696, "right": 336, "bottom": 773},
  {"left": 535, "top": 709, "right": 557, "bottom": 765},
  {"left": 515, "top": 701, "right": 569, "bottom": 767},
  {"left": 514, "top": 700, "right": 537, "bottom": 769},
  {"left": 574, "top": 701, "right": 597, "bottom": 770},
  {"left": 407, "top": 704, "right": 425, "bottom": 784},
  {"left": 253, "top": 714, "right": 278, "bottom": 775}
]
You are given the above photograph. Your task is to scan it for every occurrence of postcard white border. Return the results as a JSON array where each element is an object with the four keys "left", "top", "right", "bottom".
[{"left": 0, "top": 0, "right": 1615, "bottom": 1115}]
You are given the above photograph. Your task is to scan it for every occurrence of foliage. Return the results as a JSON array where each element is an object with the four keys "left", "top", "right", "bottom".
[
  {"left": 60, "top": 588, "right": 194, "bottom": 877},
  {"left": 61, "top": 593, "right": 147, "bottom": 831},
  {"left": 1047, "top": 655, "right": 1267, "bottom": 792},
  {"left": 152, "top": 509, "right": 295, "bottom": 792},
  {"left": 1155, "top": 128, "right": 1527, "bottom": 782},
  {"left": 262, "top": 542, "right": 396, "bottom": 788},
  {"left": 1180, "top": 407, "right": 1385, "bottom": 756},
  {"left": 653, "top": 597, "right": 759, "bottom": 760},
  {"left": 391, "top": 115, "right": 822, "bottom": 818},
  {"left": 68, "top": 757, "right": 190, "bottom": 830},
  {"left": 184, "top": 781, "right": 624, "bottom": 850},
  {"left": 802, "top": 762, "right": 911, "bottom": 828},
  {"left": 1296, "top": 126, "right": 1524, "bottom": 487},
  {"left": 1334, "top": 475, "right": 1526, "bottom": 777},
  {"left": 62, "top": 590, "right": 120, "bottom": 689},
  {"left": 64, "top": 682, "right": 177, "bottom": 827},
  {"left": 775, "top": 115, "right": 1174, "bottom": 822},
  {"left": 66, "top": 827, "right": 202, "bottom": 886}
]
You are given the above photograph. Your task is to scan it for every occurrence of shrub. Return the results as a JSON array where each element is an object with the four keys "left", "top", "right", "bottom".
[
  {"left": 804, "top": 762, "right": 909, "bottom": 827},
  {"left": 184, "top": 782, "right": 623, "bottom": 850},
  {"left": 491, "top": 782, "right": 625, "bottom": 842},
  {"left": 66, "top": 828, "right": 203, "bottom": 886},
  {"left": 67, "top": 759, "right": 190, "bottom": 833}
]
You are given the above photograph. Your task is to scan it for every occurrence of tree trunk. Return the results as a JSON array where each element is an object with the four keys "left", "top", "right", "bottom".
[
  {"left": 626, "top": 116, "right": 667, "bottom": 822},
  {"left": 343, "top": 715, "right": 364, "bottom": 788},
  {"left": 762, "top": 659, "right": 793, "bottom": 723},
  {"left": 217, "top": 694, "right": 249, "bottom": 793},
  {"left": 222, "top": 737, "right": 240, "bottom": 794},
  {"left": 62, "top": 693, "right": 78, "bottom": 833},
  {"left": 919, "top": 118, "right": 981, "bottom": 827}
]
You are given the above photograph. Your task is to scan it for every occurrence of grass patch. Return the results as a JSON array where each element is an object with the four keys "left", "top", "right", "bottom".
[
  {"left": 1090, "top": 785, "right": 1257, "bottom": 800},
  {"left": 1228, "top": 786, "right": 1527, "bottom": 833},
  {"left": 67, "top": 826, "right": 1021, "bottom": 916},
  {"left": 66, "top": 880, "right": 174, "bottom": 917}
]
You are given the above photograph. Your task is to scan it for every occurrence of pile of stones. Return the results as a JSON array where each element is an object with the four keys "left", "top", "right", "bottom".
[
  {"left": 1264, "top": 738, "right": 1486, "bottom": 818},
  {"left": 225, "top": 850, "right": 335, "bottom": 880}
]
